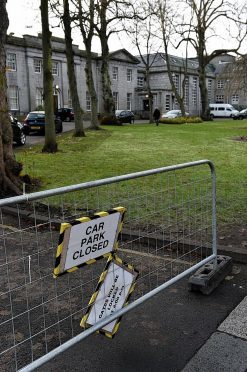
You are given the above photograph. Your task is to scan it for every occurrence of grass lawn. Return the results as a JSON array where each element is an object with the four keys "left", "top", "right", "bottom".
[{"left": 15, "top": 120, "right": 247, "bottom": 227}]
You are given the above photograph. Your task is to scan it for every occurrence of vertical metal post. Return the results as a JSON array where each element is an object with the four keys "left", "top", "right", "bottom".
[
  {"left": 209, "top": 161, "right": 217, "bottom": 266},
  {"left": 0, "top": 159, "right": 217, "bottom": 371}
]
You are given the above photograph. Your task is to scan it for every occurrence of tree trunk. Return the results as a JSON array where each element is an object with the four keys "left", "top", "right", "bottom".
[
  {"left": 158, "top": 1, "right": 186, "bottom": 116},
  {"left": 165, "top": 51, "right": 186, "bottom": 116},
  {"left": 85, "top": 53, "right": 99, "bottom": 129},
  {"left": 78, "top": 0, "right": 99, "bottom": 129},
  {"left": 198, "top": 59, "right": 210, "bottom": 120},
  {"left": 40, "top": 0, "right": 58, "bottom": 153},
  {"left": 101, "top": 43, "right": 115, "bottom": 115},
  {"left": 63, "top": 0, "right": 85, "bottom": 137},
  {"left": 198, "top": 28, "right": 210, "bottom": 121},
  {"left": 0, "top": 0, "right": 22, "bottom": 196},
  {"left": 98, "top": 1, "right": 115, "bottom": 116},
  {"left": 146, "top": 70, "right": 153, "bottom": 123}
]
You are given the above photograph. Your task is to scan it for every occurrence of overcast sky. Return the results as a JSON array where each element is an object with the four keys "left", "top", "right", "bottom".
[
  {"left": 6, "top": 0, "right": 247, "bottom": 57},
  {"left": 6, "top": 0, "right": 131, "bottom": 55}
]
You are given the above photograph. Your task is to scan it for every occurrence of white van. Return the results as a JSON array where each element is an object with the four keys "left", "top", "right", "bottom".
[{"left": 209, "top": 104, "right": 239, "bottom": 118}]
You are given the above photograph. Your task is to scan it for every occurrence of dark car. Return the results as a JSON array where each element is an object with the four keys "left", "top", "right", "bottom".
[
  {"left": 24, "top": 111, "right": 63, "bottom": 134},
  {"left": 233, "top": 108, "right": 247, "bottom": 120},
  {"left": 10, "top": 113, "right": 26, "bottom": 146},
  {"left": 115, "top": 110, "right": 135, "bottom": 124},
  {"left": 55, "top": 108, "right": 74, "bottom": 122}
]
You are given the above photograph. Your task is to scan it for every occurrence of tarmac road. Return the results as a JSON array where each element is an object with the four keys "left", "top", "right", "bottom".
[
  {"left": 24, "top": 120, "right": 79, "bottom": 146},
  {"left": 13, "top": 118, "right": 247, "bottom": 371},
  {"left": 24, "top": 120, "right": 147, "bottom": 146},
  {"left": 37, "top": 262, "right": 247, "bottom": 372}
]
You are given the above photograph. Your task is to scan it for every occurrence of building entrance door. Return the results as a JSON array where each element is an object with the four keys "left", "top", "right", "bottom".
[{"left": 143, "top": 99, "right": 149, "bottom": 111}]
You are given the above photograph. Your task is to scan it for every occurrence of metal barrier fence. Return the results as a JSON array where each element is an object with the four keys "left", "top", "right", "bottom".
[{"left": 0, "top": 160, "right": 217, "bottom": 371}]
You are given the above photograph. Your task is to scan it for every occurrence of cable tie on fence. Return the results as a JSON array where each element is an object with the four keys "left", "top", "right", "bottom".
[{"left": 28, "top": 255, "right": 32, "bottom": 283}]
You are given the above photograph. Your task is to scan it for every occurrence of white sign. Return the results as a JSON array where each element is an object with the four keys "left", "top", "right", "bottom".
[
  {"left": 82, "top": 258, "right": 138, "bottom": 335},
  {"left": 63, "top": 213, "right": 121, "bottom": 271}
]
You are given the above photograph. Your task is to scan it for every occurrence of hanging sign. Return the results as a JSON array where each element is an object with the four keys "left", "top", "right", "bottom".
[
  {"left": 80, "top": 254, "right": 138, "bottom": 338},
  {"left": 53, "top": 207, "right": 126, "bottom": 277}
]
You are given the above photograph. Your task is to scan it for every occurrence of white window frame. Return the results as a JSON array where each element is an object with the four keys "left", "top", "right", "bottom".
[
  {"left": 34, "top": 59, "right": 42, "bottom": 73},
  {"left": 113, "top": 91, "right": 119, "bottom": 109},
  {"left": 216, "top": 95, "right": 224, "bottom": 103},
  {"left": 165, "top": 94, "right": 171, "bottom": 111},
  {"left": 8, "top": 86, "right": 19, "bottom": 110},
  {"left": 113, "top": 66, "right": 118, "bottom": 80},
  {"left": 184, "top": 77, "right": 189, "bottom": 107},
  {"left": 173, "top": 74, "right": 180, "bottom": 93},
  {"left": 172, "top": 74, "right": 180, "bottom": 108},
  {"left": 86, "top": 91, "right": 91, "bottom": 111},
  {"left": 127, "top": 69, "right": 132, "bottom": 82},
  {"left": 127, "top": 93, "right": 132, "bottom": 110},
  {"left": 6, "top": 53, "right": 16, "bottom": 71},
  {"left": 217, "top": 80, "right": 224, "bottom": 89},
  {"left": 52, "top": 61, "right": 59, "bottom": 76},
  {"left": 137, "top": 77, "right": 144, "bottom": 87},
  {"left": 36, "top": 88, "right": 43, "bottom": 108},
  {"left": 231, "top": 94, "right": 239, "bottom": 104},
  {"left": 192, "top": 77, "right": 198, "bottom": 107},
  {"left": 207, "top": 79, "right": 212, "bottom": 103}
]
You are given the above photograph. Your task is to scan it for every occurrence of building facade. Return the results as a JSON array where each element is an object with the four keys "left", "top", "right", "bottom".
[
  {"left": 211, "top": 54, "right": 247, "bottom": 109},
  {"left": 135, "top": 53, "right": 216, "bottom": 117},
  {"left": 5, "top": 34, "right": 246, "bottom": 117},
  {"left": 5, "top": 34, "right": 140, "bottom": 117}
]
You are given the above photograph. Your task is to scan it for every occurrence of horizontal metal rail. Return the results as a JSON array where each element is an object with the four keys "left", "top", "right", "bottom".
[
  {"left": 20, "top": 253, "right": 216, "bottom": 372},
  {"left": 0, "top": 159, "right": 217, "bottom": 371},
  {"left": 0, "top": 159, "right": 215, "bottom": 206}
]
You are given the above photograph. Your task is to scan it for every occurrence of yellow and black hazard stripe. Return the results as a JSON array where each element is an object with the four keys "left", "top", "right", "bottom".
[
  {"left": 80, "top": 253, "right": 139, "bottom": 339},
  {"left": 53, "top": 206, "right": 126, "bottom": 278}
]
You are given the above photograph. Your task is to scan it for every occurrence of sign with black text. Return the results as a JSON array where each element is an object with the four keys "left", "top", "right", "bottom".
[
  {"left": 53, "top": 207, "right": 126, "bottom": 277},
  {"left": 80, "top": 254, "right": 138, "bottom": 338}
]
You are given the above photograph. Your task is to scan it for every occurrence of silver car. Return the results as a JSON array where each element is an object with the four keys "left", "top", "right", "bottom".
[{"left": 162, "top": 110, "right": 189, "bottom": 118}]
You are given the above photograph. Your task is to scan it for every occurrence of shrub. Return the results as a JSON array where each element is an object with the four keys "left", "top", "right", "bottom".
[
  {"left": 159, "top": 116, "right": 203, "bottom": 124},
  {"left": 100, "top": 115, "right": 122, "bottom": 126}
]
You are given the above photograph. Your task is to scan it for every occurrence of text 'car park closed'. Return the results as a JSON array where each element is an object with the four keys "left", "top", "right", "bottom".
[{"left": 53, "top": 207, "right": 126, "bottom": 276}]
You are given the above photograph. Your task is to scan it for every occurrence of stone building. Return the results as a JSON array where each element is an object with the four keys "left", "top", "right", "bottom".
[
  {"left": 5, "top": 34, "right": 139, "bottom": 117},
  {"left": 6, "top": 34, "right": 89, "bottom": 114},
  {"left": 5, "top": 34, "right": 246, "bottom": 117},
  {"left": 98, "top": 49, "right": 139, "bottom": 113},
  {"left": 210, "top": 54, "right": 247, "bottom": 109},
  {"left": 135, "top": 53, "right": 216, "bottom": 117}
]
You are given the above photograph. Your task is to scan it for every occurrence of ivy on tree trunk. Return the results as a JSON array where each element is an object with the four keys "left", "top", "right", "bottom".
[{"left": 0, "top": 0, "right": 23, "bottom": 196}]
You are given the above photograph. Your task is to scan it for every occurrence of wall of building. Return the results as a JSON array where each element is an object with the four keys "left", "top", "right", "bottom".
[{"left": 5, "top": 34, "right": 245, "bottom": 118}]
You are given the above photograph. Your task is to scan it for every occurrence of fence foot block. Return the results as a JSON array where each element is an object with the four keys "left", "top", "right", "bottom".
[{"left": 188, "top": 255, "right": 233, "bottom": 295}]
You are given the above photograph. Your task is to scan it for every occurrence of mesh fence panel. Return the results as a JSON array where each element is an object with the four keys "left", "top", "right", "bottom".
[{"left": 0, "top": 162, "right": 215, "bottom": 370}]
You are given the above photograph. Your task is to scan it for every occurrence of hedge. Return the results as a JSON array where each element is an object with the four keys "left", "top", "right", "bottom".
[{"left": 159, "top": 116, "right": 203, "bottom": 124}]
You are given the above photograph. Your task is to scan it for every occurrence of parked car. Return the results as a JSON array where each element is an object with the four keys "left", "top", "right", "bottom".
[
  {"left": 23, "top": 111, "right": 63, "bottom": 134},
  {"left": 209, "top": 103, "right": 239, "bottom": 118},
  {"left": 10, "top": 113, "right": 26, "bottom": 146},
  {"left": 161, "top": 110, "right": 189, "bottom": 118},
  {"left": 233, "top": 108, "right": 247, "bottom": 120},
  {"left": 115, "top": 110, "right": 135, "bottom": 124},
  {"left": 55, "top": 108, "right": 74, "bottom": 122}
]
